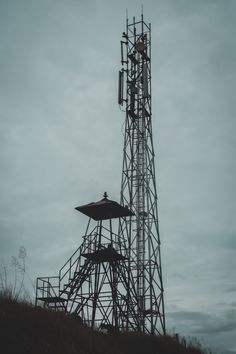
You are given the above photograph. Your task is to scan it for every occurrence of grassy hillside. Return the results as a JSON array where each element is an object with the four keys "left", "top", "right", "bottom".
[{"left": 0, "top": 294, "right": 211, "bottom": 354}]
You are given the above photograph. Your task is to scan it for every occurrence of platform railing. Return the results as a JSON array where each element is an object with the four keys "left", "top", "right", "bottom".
[{"left": 35, "top": 276, "right": 60, "bottom": 304}]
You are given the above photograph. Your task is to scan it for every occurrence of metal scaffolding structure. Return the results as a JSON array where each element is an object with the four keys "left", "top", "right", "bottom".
[
  {"left": 118, "top": 14, "right": 165, "bottom": 334},
  {"left": 36, "top": 13, "right": 165, "bottom": 336},
  {"left": 36, "top": 193, "right": 140, "bottom": 331}
]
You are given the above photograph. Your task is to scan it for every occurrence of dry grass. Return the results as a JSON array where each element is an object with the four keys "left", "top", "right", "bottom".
[{"left": 0, "top": 293, "right": 211, "bottom": 354}]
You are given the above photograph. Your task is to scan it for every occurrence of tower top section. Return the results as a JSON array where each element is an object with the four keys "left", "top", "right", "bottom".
[
  {"left": 75, "top": 194, "right": 134, "bottom": 220},
  {"left": 118, "top": 14, "right": 151, "bottom": 108}
]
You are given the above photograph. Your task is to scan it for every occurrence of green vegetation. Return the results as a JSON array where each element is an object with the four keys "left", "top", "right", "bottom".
[{"left": 0, "top": 294, "right": 211, "bottom": 354}]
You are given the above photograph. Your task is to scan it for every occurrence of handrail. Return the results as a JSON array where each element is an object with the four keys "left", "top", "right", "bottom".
[
  {"left": 36, "top": 225, "right": 126, "bottom": 305},
  {"left": 58, "top": 229, "right": 98, "bottom": 286},
  {"left": 36, "top": 276, "right": 60, "bottom": 300}
]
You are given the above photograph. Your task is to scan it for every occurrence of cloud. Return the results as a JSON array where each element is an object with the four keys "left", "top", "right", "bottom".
[
  {"left": 0, "top": 0, "right": 236, "bottom": 353},
  {"left": 168, "top": 309, "right": 236, "bottom": 353}
]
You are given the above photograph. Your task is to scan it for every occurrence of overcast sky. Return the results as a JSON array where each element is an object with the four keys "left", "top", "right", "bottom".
[{"left": 0, "top": 0, "right": 236, "bottom": 353}]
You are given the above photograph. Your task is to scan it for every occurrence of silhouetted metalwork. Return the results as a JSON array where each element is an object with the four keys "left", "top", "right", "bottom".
[
  {"left": 118, "top": 14, "right": 165, "bottom": 335},
  {"left": 36, "top": 13, "right": 165, "bottom": 335},
  {"left": 36, "top": 193, "right": 140, "bottom": 331}
]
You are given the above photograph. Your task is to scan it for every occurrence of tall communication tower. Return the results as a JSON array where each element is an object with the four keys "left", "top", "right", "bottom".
[
  {"left": 118, "top": 14, "right": 165, "bottom": 335},
  {"left": 35, "top": 13, "right": 165, "bottom": 336}
]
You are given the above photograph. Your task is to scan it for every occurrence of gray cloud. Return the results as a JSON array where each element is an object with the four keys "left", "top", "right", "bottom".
[
  {"left": 168, "top": 309, "right": 236, "bottom": 353},
  {"left": 0, "top": 0, "right": 236, "bottom": 353}
]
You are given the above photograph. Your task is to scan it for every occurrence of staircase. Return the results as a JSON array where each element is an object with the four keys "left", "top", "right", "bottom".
[{"left": 35, "top": 229, "right": 98, "bottom": 311}]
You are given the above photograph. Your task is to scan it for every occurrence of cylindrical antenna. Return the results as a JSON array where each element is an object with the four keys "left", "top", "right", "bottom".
[
  {"left": 143, "top": 63, "right": 148, "bottom": 98},
  {"left": 118, "top": 70, "right": 124, "bottom": 105},
  {"left": 120, "top": 41, "right": 124, "bottom": 64}
]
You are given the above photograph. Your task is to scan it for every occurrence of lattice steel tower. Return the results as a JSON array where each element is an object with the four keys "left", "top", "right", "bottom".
[
  {"left": 35, "top": 13, "right": 165, "bottom": 336},
  {"left": 118, "top": 14, "right": 165, "bottom": 335}
]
